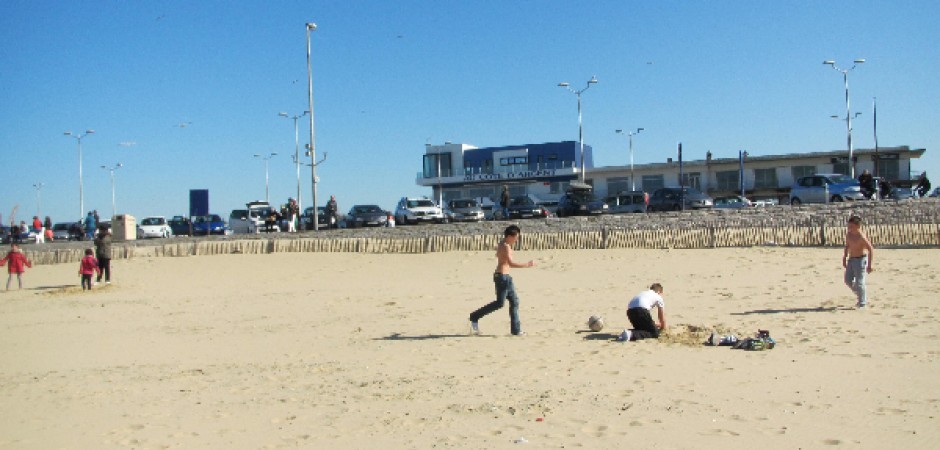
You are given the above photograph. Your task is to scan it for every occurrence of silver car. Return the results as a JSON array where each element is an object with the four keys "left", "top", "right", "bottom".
[
  {"left": 445, "top": 199, "right": 485, "bottom": 222},
  {"left": 789, "top": 173, "right": 865, "bottom": 205}
]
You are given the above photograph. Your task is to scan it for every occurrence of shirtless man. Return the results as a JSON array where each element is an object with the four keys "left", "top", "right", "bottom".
[
  {"left": 843, "top": 215, "right": 874, "bottom": 308},
  {"left": 469, "top": 225, "right": 536, "bottom": 335}
]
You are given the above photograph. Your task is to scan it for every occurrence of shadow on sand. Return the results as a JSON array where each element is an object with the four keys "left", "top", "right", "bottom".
[
  {"left": 731, "top": 306, "right": 853, "bottom": 316},
  {"left": 374, "top": 333, "right": 489, "bottom": 341}
]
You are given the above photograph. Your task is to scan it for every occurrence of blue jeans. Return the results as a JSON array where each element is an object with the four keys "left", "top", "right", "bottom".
[
  {"left": 470, "top": 273, "right": 521, "bottom": 334},
  {"left": 844, "top": 256, "right": 868, "bottom": 306}
]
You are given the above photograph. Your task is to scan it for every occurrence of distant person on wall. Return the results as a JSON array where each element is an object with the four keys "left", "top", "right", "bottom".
[
  {"left": 858, "top": 169, "right": 875, "bottom": 200},
  {"left": 326, "top": 195, "right": 338, "bottom": 229},
  {"left": 32, "top": 216, "right": 44, "bottom": 243},
  {"left": 44, "top": 217, "right": 53, "bottom": 242},
  {"left": 500, "top": 185, "right": 510, "bottom": 220},
  {"left": 94, "top": 225, "right": 113, "bottom": 285},
  {"left": 287, "top": 198, "right": 299, "bottom": 233},
  {"left": 78, "top": 248, "right": 99, "bottom": 291},
  {"left": 1, "top": 243, "right": 32, "bottom": 290},
  {"left": 85, "top": 212, "right": 96, "bottom": 239},
  {"left": 879, "top": 178, "right": 892, "bottom": 200},
  {"left": 916, "top": 173, "right": 931, "bottom": 198}
]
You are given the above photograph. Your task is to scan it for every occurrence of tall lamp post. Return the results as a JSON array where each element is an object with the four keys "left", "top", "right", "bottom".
[
  {"left": 558, "top": 76, "right": 598, "bottom": 184},
  {"left": 305, "top": 22, "right": 328, "bottom": 231},
  {"left": 100, "top": 163, "right": 123, "bottom": 219},
  {"left": 254, "top": 153, "right": 277, "bottom": 203},
  {"left": 823, "top": 59, "right": 865, "bottom": 178},
  {"left": 32, "top": 183, "right": 44, "bottom": 216},
  {"left": 615, "top": 128, "right": 644, "bottom": 191},
  {"left": 64, "top": 129, "right": 95, "bottom": 220},
  {"left": 279, "top": 110, "right": 309, "bottom": 211}
]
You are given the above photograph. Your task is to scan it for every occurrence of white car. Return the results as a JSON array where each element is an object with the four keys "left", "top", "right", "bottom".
[
  {"left": 137, "top": 216, "right": 172, "bottom": 238},
  {"left": 395, "top": 197, "right": 444, "bottom": 225}
]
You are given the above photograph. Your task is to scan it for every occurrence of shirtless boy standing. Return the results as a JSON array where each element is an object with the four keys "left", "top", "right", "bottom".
[
  {"left": 843, "top": 215, "right": 874, "bottom": 308},
  {"left": 469, "top": 225, "right": 536, "bottom": 336}
]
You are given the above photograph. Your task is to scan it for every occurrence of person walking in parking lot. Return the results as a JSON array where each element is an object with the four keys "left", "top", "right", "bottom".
[
  {"left": 326, "top": 195, "right": 338, "bottom": 229},
  {"left": 94, "top": 225, "right": 113, "bottom": 284},
  {"left": 500, "top": 185, "right": 510, "bottom": 220},
  {"left": 469, "top": 225, "right": 536, "bottom": 336}
]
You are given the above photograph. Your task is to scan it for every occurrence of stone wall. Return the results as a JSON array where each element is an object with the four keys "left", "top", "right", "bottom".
[{"left": 19, "top": 199, "right": 939, "bottom": 266}]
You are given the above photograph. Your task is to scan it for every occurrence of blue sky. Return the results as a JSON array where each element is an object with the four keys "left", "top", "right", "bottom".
[{"left": 2, "top": 0, "right": 937, "bottom": 223}]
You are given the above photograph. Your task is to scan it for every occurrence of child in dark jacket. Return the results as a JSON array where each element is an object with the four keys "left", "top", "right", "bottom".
[
  {"left": 78, "top": 249, "right": 100, "bottom": 291},
  {"left": 1, "top": 244, "right": 32, "bottom": 290}
]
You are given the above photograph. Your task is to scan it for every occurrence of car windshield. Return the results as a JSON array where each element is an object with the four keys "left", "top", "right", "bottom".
[
  {"left": 450, "top": 200, "right": 477, "bottom": 208},
  {"left": 141, "top": 218, "right": 165, "bottom": 226},
  {"left": 353, "top": 205, "right": 382, "bottom": 214},
  {"left": 826, "top": 175, "right": 856, "bottom": 184},
  {"left": 511, "top": 197, "right": 535, "bottom": 206},
  {"left": 407, "top": 199, "right": 435, "bottom": 208},
  {"left": 568, "top": 191, "right": 596, "bottom": 202}
]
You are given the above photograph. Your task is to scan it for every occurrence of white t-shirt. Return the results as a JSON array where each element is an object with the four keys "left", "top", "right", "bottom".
[{"left": 628, "top": 289, "right": 664, "bottom": 310}]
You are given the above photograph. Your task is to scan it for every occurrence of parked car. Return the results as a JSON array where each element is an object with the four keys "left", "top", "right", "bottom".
[
  {"left": 192, "top": 214, "right": 228, "bottom": 235},
  {"left": 395, "top": 197, "right": 444, "bottom": 225},
  {"left": 344, "top": 205, "right": 388, "bottom": 228},
  {"left": 606, "top": 191, "right": 647, "bottom": 214},
  {"left": 230, "top": 201, "right": 280, "bottom": 233},
  {"left": 302, "top": 206, "right": 330, "bottom": 230},
  {"left": 137, "top": 216, "right": 172, "bottom": 238},
  {"left": 713, "top": 195, "right": 753, "bottom": 209},
  {"left": 52, "top": 222, "right": 75, "bottom": 241},
  {"left": 444, "top": 199, "right": 485, "bottom": 222},
  {"left": 168, "top": 216, "right": 192, "bottom": 236},
  {"left": 648, "top": 187, "right": 714, "bottom": 211},
  {"left": 494, "top": 196, "right": 547, "bottom": 220},
  {"left": 931, "top": 187, "right": 940, "bottom": 198},
  {"left": 789, "top": 173, "right": 864, "bottom": 205},
  {"left": 556, "top": 182, "right": 609, "bottom": 217}
]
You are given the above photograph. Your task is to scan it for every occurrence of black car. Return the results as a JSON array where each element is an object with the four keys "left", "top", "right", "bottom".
[
  {"left": 556, "top": 183, "right": 609, "bottom": 217},
  {"left": 344, "top": 205, "right": 388, "bottom": 228},
  {"left": 302, "top": 206, "right": 330, "bottom": 230},
  {"left": 503, "top": 196, "right": 546, "bottom": 220},
  {"left": 168, "top": 216, "right": 192, "bottom": 236},
  {"left": 648, "top": 187, "right": 714, "bottom": 211}
]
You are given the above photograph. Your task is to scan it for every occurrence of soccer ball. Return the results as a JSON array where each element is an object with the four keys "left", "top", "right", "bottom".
[{"left": 587, "top": 315, "right": 605, "bottom": 332}]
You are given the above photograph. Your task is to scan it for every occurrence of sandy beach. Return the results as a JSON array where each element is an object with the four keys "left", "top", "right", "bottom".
[{"left": 1, "top": 246, "right": 938, "bottom": 449}]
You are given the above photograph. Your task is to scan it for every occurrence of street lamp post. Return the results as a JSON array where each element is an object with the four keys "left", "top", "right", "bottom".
[
  {"left": 616, "top": 128, "right": 644, "bottom": 191},
  {"left": 824, "top": 59, "right": 865, "bottom": 178},
  {"left": 100, "top": 163, "right": 123, "bottom": 219},
  {"left": 279, "top": 111, "right": 309, "bottom": 211},
  {"left": 738, "top": 150, "right": 748, "bottom": 199},
  {"left": 64, "top": 129, "right": 95, "bottom": 220},
  {"left": 32, "top": 183, "right": 44, "bottom": 216},
  {"left": 253, "top": 153, "right": 277, "bottom": 203},
  {"left": 305, "top": 22, "right": 327, "bottom": 232},
  {"left": 558, "top": 76, "right": 598, "bottom": 184}
]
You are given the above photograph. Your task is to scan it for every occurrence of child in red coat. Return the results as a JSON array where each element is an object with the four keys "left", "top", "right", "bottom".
[
  {"left": 1, "top": 244, "right": 32, "bottom": 290},
  {"left": 78, "top": 248, "right": 100, "bottom": 291}
]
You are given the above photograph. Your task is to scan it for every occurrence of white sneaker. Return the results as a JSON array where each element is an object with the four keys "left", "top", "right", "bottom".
[
  {"left": 512, "top": 331, "right": 526, "bottom": 337},
  {"left": 618, "top": 329, "right": 632, "bottom": 342},
  {"left": 469, "top": 320, "right": 479, "bottom": 335}
]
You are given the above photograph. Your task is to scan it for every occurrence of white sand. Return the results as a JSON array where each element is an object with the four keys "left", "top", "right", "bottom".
[{"left": 1, "top": 247, "right": 938, "bottom": 448}]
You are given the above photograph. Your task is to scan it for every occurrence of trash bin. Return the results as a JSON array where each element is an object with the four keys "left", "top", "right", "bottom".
[{"left": 111, "top": 214, "right": 137, "bottom": 241}]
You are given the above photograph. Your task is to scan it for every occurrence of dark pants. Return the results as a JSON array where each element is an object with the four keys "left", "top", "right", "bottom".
[
  {"left": 81, "top": 274, "right": 93, "bottom": 290},
  {"left": 97, "top": 258, "right": 111, "bottom": 282},
  {"left": 627, "top": 307, "right": 659, "bottom": 341},
  {"left": 470, "top": 273, "right": 521, "bottom": 335}
]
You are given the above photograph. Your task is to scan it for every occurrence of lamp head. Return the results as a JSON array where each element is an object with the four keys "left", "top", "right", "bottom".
[
  {"left": 306, "top": 23, "right": 317, "bottom": 31},
  {"left": 64, "top": 131, "right": 73, "bottom": 136},
  {"left": 823, "top": 60, "right": 835, "bottom": 66},
  {"left": 615, "top": 129, "right": 623, "bottom": 134},
  {"left": 854, "top": 59, "right": 866, "bottom": 64},
  {"left": 86, "top": 130, "right": 95, "bottom": 134},
  {"left": 588, "top": 76, "right": 598, "bottom": 84},
  {"left": 558, "top": 82, "right": 570, "bottom": 87},
  {"left": 637, "top": 127, "right": 645, "bottom": 133},
  {"left": 279, "top": 112, "right": 288, "bottom": 117}
]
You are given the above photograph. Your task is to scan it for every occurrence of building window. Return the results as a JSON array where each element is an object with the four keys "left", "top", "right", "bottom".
[
  {"left": 680, "top": 172, "right": 701, "bottom": 190},
  {"left": 607, "top": 177, "right": 631, "bottom": 195},
  {"left": 791, "top": 165, "right": 815, "bottom": 180},
  {"left": 716, "top": 171, "right": 739, "bottom": 191},
  {"left": 876, "top": 158, "right": 899, "bottom": 181},
  {"left": 549, "top": 181, "right": 569, "bottom": 194},
  {"left": 753, "top": 168, "right": 778, "bottom": 188},
  {"left": 641, "top": 175, "right": 664, "bottom": 192},
  {"left": 499, "top": 156, "right": 528, "bottom": 166},
  {"left": 832, "top": 161, "right": 850, "bottom": 176},
  {"left": 483, "top": 159, "right": 493, "bottom": 174},
  {"left": 423, "top": 153, "right": 452, "bottom": 178}
]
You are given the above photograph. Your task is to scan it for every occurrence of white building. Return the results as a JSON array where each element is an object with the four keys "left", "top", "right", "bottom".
[{"left": 416, "top": 142, "right": 926, "bottom": 204}]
